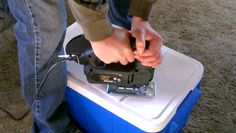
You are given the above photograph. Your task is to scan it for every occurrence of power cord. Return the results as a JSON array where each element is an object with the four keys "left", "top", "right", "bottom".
[{"left": 0, "top": 55, "right": 78, "bottom": 121}]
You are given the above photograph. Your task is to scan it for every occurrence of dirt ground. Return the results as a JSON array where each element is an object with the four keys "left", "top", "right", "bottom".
[{"left": 0, "top": 0, "right": 236, "bottom": 132}]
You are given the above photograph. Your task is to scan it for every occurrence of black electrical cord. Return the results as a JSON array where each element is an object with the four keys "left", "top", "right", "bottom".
[{"left": 0, "top": 55, "right": 77, "bottom": 121}]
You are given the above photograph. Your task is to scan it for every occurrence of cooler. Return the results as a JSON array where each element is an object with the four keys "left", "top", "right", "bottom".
[{"left": 63, "top": 22, "right": 204, "bottom": 133}]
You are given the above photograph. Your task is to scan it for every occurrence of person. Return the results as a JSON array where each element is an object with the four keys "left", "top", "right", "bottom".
[{"left": 7, "top": 0, "right": 162, "bottom": 132}]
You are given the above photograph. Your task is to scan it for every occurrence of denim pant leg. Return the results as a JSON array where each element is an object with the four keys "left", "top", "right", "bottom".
[
  {"left": 108, "top": 0, "right": 132, "bottom": 30},
  {"left": 8, "top": 0, "right": 71, "bottom": 132}
]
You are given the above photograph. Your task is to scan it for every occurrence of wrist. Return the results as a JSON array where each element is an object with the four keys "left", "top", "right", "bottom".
[
  {"left": 132, "top": 16, "right": 145, "bottom": 23},
  {"left": 131, "top": 16, "right": 150, "bottom": 27},
  {"left": 128, "top": 0, "right": 156, "bottom": 20}
]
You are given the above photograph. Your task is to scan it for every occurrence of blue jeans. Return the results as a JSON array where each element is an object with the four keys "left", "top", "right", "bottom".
[{"left": 8, "top": 0, "right": 131, "bottom": 132}]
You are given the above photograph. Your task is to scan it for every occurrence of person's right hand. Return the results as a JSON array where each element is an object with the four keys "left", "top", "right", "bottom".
[{"left": 90, "top": 28, "right": 135, "bottom": 65}]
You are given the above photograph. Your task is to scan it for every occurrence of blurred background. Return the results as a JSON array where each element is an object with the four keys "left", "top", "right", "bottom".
[{"left": 0, "top": 0, "right": 235, "bottom": 132}]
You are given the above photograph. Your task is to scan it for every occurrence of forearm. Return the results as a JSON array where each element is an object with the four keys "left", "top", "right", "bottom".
[
  {"left": 68, "top": 0, "right": 157, "bottom": 41},
  {"left": 68, "top": 0, "right": 113, "bottom": 41}
]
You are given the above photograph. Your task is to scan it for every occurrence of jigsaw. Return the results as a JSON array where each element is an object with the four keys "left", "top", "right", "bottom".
[{"left": 65, "top": 35, "right": 156, "bottom": 97}]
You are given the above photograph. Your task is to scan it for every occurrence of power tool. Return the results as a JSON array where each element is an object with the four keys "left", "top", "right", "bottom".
[{"left": 65, "top": 35, "right": 156, "bottom": 97}]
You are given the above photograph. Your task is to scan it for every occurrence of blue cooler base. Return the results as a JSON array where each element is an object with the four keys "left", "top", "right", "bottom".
[{"left": 65, "top": 83, "right": 201, "bottom": 133}]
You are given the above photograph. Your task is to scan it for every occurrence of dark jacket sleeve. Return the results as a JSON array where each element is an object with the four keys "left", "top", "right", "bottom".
[
  {"left": 68, "top": 0, "right": 156, "bottom": 41},
  {"left": 68, "top": 0, "right": 113, "bottom": 41}
]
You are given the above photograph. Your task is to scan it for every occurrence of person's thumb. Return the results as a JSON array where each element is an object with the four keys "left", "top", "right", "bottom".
[{"left": 131, "top": 29, "right": 145, "bottom": 54}]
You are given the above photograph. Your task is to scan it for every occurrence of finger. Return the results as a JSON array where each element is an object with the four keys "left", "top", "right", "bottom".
[
  {"left": 103, "top": 60, "right": 112, "bottom": 64},
  {"left": 145, "top": 30, "right": 163, "bottom": 42},
  {"left": 103, "top": 58, "right": 120, "bottom": 64},
  {"left": 141, "top": 59, "right": 162, "bottom": 67},
  {"left": 134, "top": 50, "right": 153, "bottom": 57},
  {"left": 126, "top": 52, "right": 135, "bottom": 62},
  {"left": 148, "top": 38, "right": 162, "bottom": 54},
  {"left": 140, "top": 52, "right": 162, "bottom": 67},
  {"left": 131, "top": 29, "right": 146, "bottom": 54},
  {"left": 123, "top": 48, "right": 135, "bottom": 62},
  {"left": 134, "top": 42, "right": 162, "bottom": 57},
  {"left": 136, "top": 50, "right": 155, "bottom": 57},
  {"left": 137, "top": 54, "right": 161, "bottom": 64},
  {"left": 145, "top": 32, "right": 163, "bottom": 53},
  {"left": 119, "top": 57, "right": 129, "bottom": 65},
  {"left": 113, "top": 60, "right": 119, "bottom": 63},
  {"left": 136, "top": 56, "right": 158, "bottom": 63}
]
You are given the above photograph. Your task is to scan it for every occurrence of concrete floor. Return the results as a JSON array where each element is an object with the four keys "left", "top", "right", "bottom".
[{"left": 0, "top": 0, "right": 236, "bottom": 132}]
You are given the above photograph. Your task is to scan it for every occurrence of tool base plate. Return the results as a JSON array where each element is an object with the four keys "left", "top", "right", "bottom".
[{"left": 106, "top": 82, "right": 156, "bottom": 97}]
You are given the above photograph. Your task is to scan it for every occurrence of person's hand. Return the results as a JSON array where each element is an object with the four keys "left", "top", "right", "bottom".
[
  {"left": 131, "top": 16, "right": 163, "bottom": 67},
  {"left": 90, "top": 28, "right": 135, "bottom": 65}
]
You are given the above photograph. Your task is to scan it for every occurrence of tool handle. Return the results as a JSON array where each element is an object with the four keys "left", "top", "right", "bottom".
[
  {"left": 65, "top": 35, "right": 149, "bottom": 67},
  {"left": 84, "top": 37, "right": 150, "bottom": 67},
  {"left": 130, "top": 37, "right": 150, "bottom": 50}
]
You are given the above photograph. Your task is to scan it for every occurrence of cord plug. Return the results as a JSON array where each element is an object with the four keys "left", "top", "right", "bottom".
[{"left": 58, "top": 54, "right": 80, "bottom": 63}]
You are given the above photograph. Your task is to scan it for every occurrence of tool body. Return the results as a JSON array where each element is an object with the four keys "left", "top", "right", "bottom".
[{"left": 66, "top": 35, "right": 156, "bottom": 96}]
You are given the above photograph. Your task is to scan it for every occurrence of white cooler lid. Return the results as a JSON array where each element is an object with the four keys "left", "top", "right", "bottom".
[{"left": 63, "top": 22, "right": 204, "bottom": 132}]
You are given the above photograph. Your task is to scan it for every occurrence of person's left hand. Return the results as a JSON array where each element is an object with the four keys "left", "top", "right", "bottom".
[{"left": 131, "top": 16, "right": 163, "bottom": 68}]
